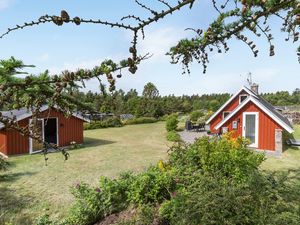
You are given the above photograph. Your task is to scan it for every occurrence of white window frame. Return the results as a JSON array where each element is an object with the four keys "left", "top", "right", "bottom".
[
  {"left": 222, "top": 111, "right": 231, "bottom": 119},
  {"left": 242, "top": 112, "right": 259, "bottom": 148},
  {"left": 239, "top": 94, "right": 248, "bottom": 104},
  {"left": 29, "top": 117, "right": 59, "bottom": 154},
  {"left": 29, "top": 118, "right": 45, "bottom": 154}
]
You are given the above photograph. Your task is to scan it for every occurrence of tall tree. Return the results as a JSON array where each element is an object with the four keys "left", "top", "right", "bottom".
[{"left": 142, "top": 82, "right": 160, "bottom": 99}]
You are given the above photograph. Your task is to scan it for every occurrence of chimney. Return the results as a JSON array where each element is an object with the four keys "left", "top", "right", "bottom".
[{"left": 251, "top": 83, "right": 259, "bottom": 94}]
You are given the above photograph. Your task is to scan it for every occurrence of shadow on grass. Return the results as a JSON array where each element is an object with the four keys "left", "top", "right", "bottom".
[
  {"left": 83, "top": 137, "right": 116, "bottom": 148},
  {"left": 0, "top": 186, "right": 34, "bottom": 225},
  {"left": 0, "top": 171, "right": 37, "bottom": 183}
]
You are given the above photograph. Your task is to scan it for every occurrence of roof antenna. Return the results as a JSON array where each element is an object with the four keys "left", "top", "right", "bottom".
[{"left": 246, "top": 72, "right": 252, "bottom": 86}]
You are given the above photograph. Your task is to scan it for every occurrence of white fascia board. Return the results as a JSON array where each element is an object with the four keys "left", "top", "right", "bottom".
[
  {"left": 206, "top": 86, "right": 257, "bottom": 125},
  {"left": 215, "top": 96, "right": 294, "bottom": 134},
  {"left": 215, "top": 97, "right": 252, "bottom": 129}
]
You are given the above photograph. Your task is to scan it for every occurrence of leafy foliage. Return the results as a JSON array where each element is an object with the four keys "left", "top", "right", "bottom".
[
  {"left": 166, "top": 131, "right": 181, "bottom": 142},
  {"left": 165, "top": 115, "right": 179, "bottom": 132},
  {"left": 123, "top": 117, "right": 158, "bottom": 125},
  {"left": 84, "top": 118, "right": 123, "bottom": 130},
  {"left": 61, "top": 135, "right": 300, "bottom": 225},
  {"left": 189, "top": 110, "right": 205, "bottom": 122},
  {"left": 0, "top": 154, "right": 9, "bottom": 171}
]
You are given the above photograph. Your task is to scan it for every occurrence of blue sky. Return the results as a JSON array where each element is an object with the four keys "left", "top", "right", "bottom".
[{"left": 0, "top": 0, "right": 299, "bottom": 96}]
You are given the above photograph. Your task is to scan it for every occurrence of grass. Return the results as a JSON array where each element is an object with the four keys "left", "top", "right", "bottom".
[
  {"left": 1, "top": 122, "right": 299, "bottom": 224},
  {"left": 0, "top": 122, "right": 169, "bottom": 224},
  {"left": 261, "top": 124, "right": 300, "bottom": 171}
]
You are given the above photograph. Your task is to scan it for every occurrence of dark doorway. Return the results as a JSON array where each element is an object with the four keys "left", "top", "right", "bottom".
[{"left": 44, "top": 118, "right": 57, "bottom": 145}]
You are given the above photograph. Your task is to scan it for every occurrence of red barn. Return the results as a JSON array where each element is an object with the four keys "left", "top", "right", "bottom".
[
  {"left": 0, "top": 105, "right": 89, "bottom": 156},
  {"left": 206, "top": 85, "right": 294, "bottom": 155}
]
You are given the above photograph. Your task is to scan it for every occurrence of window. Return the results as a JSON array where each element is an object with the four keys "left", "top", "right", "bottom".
[
  {"left": 239, "top": 94, "right": 248, "bottom": 103},
  {"left": 223, "top": 111, "right": 230, "bottom": 119}
]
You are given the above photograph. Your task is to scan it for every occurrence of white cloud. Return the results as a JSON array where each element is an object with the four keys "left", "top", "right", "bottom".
[
  {"left": 37, "top": 53, "right": 50, "bottom": 62},
  {"left": 0, "top": 0, "right": 13, "bottom": 10},
  {"left": 138, "top": 27, "right": 187, "bottom": 62}
]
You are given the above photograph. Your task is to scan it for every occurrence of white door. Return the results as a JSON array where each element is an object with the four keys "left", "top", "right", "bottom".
[
  {"left": 242, "top": 112, "right": 259, "bottom": 148},
  {"left": 29, "top": 119, "right": 45, "bottom": 153}
]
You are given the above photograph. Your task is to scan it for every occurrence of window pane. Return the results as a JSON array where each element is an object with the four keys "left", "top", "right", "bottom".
[{"left": 245, "top": 114, "right": 256, "bottom": 144}]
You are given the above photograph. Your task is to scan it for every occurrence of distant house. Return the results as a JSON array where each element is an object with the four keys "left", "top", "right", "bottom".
[
  {"left": 0, "top": 105, "right": 89, "bottom": 156},
  {"left": 206, "top": 84, "right": 294, "bottom": 155},
  {"left": 84, "top": 112, "right": 115, "bottom": 121}
]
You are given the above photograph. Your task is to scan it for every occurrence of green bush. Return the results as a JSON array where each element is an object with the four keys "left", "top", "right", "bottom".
[
  {"left": 63, "top": 136, "right": 300, "bottom": 225},
  {"left": 126, "top": 167, "right": 175, "bottom": 204},
  {"left": 65, "top": 177, "right": 129, "bottom": 225},
  {"left": 166, "top": 131, "right": 181, "bottom": 142},
  {"left": 123, "top": 117, "right": 157, "bottom": 125},
  {"left": 159, "top": 172, "right": 300, "bottom": 225},
  {"left": 165, "top": 115, "right": 178, "bottom": 132},
  {"left": 65, "top": 167, "right": 175, "bottom": 225},
  {"left": 0, "top": 155, "right": 9, "bottom": 171},
  {"left": 189, "top": 110, "right": 204, "bottom": 122},
  {"left": 84, "top": 117, "right": 123, "bottom": 130}
]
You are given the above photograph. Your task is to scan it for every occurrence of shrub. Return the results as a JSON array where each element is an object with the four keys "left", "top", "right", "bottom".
[
  {"left": 126, "top": 167, "right": 175, "bottom": 204},
  {"left": 123, "top": 117, "right": 157, "bottom": 125},
  {"left": 65, "top": 177, "right": 129, "bottom": 225},
  {"left": 65, "top": 167, "right": 175, "bottom": 225},
  {"left": 63, "top": 136, "right": 300, "bottom": 225},
  {"left": 166, "top": 131, "right": 181, "bottom": 142},
  {"left": 189, "top": 110, "right": 204, "bottom": 122},
  {"left": 84, "top": 117, "right": 123, "bottom": 130},
  {"left": 0, "top": 154, "right": 9, "bottom": 171},
  {"left": 169, "top": 134, "right": 264, "bottom": 183},
  {"left": 159, "top": 172, "right": 300, "bottom": 225},
  {"left": 165, "top": 115, "right": 178, "bottom": 132}
]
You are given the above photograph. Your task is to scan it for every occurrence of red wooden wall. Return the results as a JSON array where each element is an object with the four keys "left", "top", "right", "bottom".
[
  {"left": 210, "top": 90, "right": 248, "bottom": 133},
  {"left": 222, "top": 102, "right": 282, "bottom": 151},
  {"left": 0, "top": 108, "right": 84, "bottom": 156}
]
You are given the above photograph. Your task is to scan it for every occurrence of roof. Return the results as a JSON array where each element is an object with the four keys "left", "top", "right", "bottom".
[
  {"left": 0, "top": 105, "right": 90, "bottom": 129},
  {"left": 212, "top": 87, "right": 294, "bottom": 133}
]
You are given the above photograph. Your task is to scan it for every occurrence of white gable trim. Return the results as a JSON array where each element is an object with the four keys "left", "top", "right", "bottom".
[
  {"left": 0, "top": 105, "right": 90, "bottom": 129},
  {"left": 206, "top": 86, "right": 257, "bottom": 124},
  {"left": 215, "top": 96, "right": 294, "bottom": 133}
]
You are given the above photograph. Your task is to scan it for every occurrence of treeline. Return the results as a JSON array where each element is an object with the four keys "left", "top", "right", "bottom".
[
  {"left": 72, "top": 82, "right": 230, "bottom": 118},
  {"left": 261, "top": 88, "right": 300, "bottom": 106},
  {"left": 71, "top": 84, "right": 300, "bottom": 117}
]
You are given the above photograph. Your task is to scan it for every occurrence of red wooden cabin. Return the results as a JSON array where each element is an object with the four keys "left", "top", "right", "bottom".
[
  {"left": 0, "top": 105, "right": 89, "bottom": 156},
  {"left": 206, "top": 85, "right": 294, "bottom": 155}
]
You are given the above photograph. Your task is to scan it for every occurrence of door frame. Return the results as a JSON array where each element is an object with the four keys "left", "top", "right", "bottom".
[
  {"left": 242, "top": 112, "right": 259, "bottom": 148},
  {"left": 29, "top": 118, "right": 45, "bottom": 154},
  {"left": 29, "top": 117, "right": 59, "bottom": 154}
]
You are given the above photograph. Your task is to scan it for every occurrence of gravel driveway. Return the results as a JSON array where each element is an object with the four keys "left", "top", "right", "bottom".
[{"left": 178, "top": 130, "right": 207, "bottom": 144}]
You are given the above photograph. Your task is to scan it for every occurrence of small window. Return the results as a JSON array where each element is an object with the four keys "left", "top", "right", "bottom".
[
  {"left": 239, "top": 94, "right": 248, "bottom": 103},
  {"left": 223, "top": 111, "right": 230, "bottom": 119}
]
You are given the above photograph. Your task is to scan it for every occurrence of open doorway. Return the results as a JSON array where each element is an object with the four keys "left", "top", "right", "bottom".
[{"left": 44, "top": 118, "right": 58, "bottom": 145}]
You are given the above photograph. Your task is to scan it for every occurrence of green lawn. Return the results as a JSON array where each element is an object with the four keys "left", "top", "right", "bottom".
[
  {"left": 0, "top": 122, "right": 169, "bottom": 224},
  {"left": 261, "top": 125, "right": 300, "bottom": 171}
]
